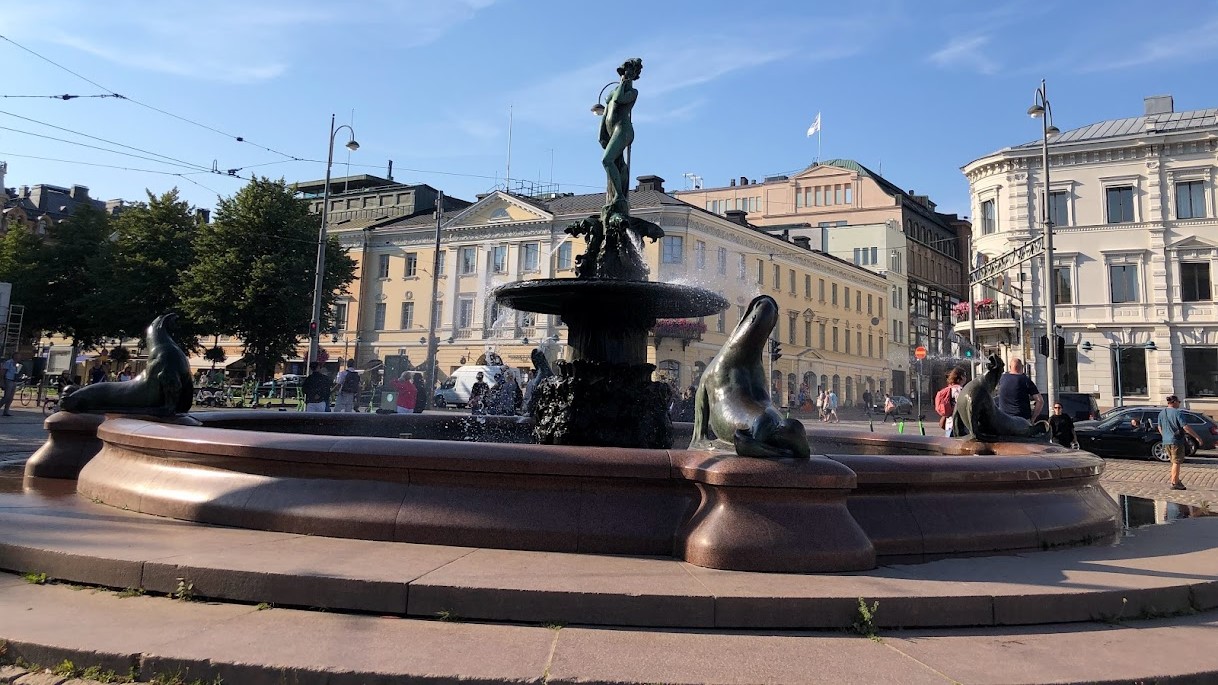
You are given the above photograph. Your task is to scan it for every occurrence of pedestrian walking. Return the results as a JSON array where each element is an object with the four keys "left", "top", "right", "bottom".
[
  {"left": 1, "top": 352, "right": 22, "bottom": 416},
  {"left": 824, "top": 389, "right": 840, "bottom": 423},
  {"left": 882, "top": 393, "right": 897, "bottom": 423},
  {"left": 1160, "top": 395, "right": 1204, "bottom": 491},
  {"left": 302, "top": 363, "right": 332, "bottom": 412},
  {"left": 937, "top": 368, "right": 966, "bottom": 436},
  {"left": 333, "top": 359, "right": 361, "bottom": 413}
]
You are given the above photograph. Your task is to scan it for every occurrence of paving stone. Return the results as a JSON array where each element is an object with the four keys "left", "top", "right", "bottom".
[
  {"left": 12, "top": 673, "right": 65, "bottom": 685},
  {"left": 0, "top": 666, "right": 28, "bottom": 684}
]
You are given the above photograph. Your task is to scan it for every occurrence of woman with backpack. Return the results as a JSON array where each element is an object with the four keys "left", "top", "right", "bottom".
[{"left": 937, "top": 367, "right": 967, "bottom": 436}]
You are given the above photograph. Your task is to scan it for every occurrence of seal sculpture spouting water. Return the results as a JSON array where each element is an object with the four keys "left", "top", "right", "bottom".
[
  {"left": 951, "top": 353, "right": 1045, "bottom": 439},
  {"left": 62, "top": 313, "right": 194, "bottom": 416},
  {"left": 690, "top": 295, "right": 811, "bottom": 459}
]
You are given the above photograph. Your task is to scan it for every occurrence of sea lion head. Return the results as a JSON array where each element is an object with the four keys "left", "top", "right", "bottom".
[{"left": 727, "top": 295, "right": 778, "bottom": 356}]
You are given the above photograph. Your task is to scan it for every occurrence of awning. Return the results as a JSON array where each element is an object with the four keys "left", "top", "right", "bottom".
[{"left": 74, "top": 354, "right": 97, "bottom": 363}]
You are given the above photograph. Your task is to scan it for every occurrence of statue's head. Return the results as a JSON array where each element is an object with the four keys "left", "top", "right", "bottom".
[{"left": 617, "top": 57, "right": 643, "bottom": 79}]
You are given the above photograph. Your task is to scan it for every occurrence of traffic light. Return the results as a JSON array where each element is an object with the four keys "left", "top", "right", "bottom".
[
  {"left": 769, "top": 339, "right": 782, "bottom": 361},
  {"left": 1056, "top": 334, "right": 1066, "bottom": 362},
  {"left": 963, "top": 348, "right": 974, "bottom": 359},
  {"left": 1039, "top": 334, "right": 1049, "bottom": 357}
]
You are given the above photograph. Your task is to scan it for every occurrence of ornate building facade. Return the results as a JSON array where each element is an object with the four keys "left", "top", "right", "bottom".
[{"left": 961, "top": 95, "right": 1218, "bottom": 412}]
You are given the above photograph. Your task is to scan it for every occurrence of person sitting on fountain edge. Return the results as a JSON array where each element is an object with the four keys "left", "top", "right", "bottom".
[{"left": 996, "top": 357, "right": 1042, "bottom": 422}]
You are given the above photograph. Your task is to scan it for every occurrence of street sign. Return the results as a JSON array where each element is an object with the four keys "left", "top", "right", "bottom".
[
  {"left": 914, "top": 346, "right": 927, "bottom": 360},
  {"left": 969, "top": 236, "right": 1044, "bottom": 285}
]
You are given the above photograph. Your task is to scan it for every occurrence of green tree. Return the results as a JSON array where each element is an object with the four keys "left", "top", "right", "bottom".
[
  {"left": 107, "top": 188, "right": 202, "bottom": 343},
  {"left": 0, "top": 223, "right": 55, "bottom": 339},
  {"left": 38, "top": 206, "right": 115, "bottom": 351},
  {"left": 176, "top": 178, "right": 356, "bottom": 380}
]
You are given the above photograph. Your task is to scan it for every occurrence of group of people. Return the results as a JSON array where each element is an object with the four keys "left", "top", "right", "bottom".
[
  {"left": 301, "top": 360, "right": 425, "bottom": 414},
  {"left": 468, "top": 369, "right": 523, "bottom": 416}
]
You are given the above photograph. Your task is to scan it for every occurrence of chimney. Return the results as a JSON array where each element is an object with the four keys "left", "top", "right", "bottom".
[
  {"left": 70, "top": 185, "right": 89, "bottom": 200},
  {"left": 1144, "top": 95, "right": 1174, "bottom": 116},
  {"left": 793, "top": 236, "right": 812, "bottom": 250},
  {"left": 635, "top": 174, "right": 665, "bottom": 193},
  {"left": 729, "top": 179, "right": 736, "bottom": 186},
  {"left": 723, "top": 209, "right": 749, "bottom": 226},
  {"left": 195, "top": 208, "right": 210, "bottom": 224},
  {"left": 739, "top": 176, "right": 749, "bottom": 187},
  {"left": 19, "top": 185, "right": 29, "bottom": 198}
]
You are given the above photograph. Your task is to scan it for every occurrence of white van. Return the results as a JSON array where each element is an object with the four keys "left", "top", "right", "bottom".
[{"left": 433, "top": 365, "right": 519, "bottom": 408}]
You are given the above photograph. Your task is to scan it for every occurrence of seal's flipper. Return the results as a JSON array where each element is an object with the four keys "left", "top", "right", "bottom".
[{"left": 733, "top": 429, "right": 798, "bottom": 459}]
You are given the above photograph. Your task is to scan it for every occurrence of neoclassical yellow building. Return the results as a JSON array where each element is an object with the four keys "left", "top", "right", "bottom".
[{"left": 328, "top": 176, "right": 892, "bottom": 406}]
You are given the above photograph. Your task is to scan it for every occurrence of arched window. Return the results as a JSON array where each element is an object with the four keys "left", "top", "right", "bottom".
[
  {"left": 771, "top": 370, "right": 782, "bottom": 399},
  {"left": 832, "top": 374, "right": 841, "bottom": 396},
  {"left": 786, "top": 373, "right": 797, "bottom": 403},
  {"left": 819, "top": 374, "right": 828, "bottom": 393},
  {"left": 692, "top": 361, "right": 707, "bottom": 387},
  {"left": 657, "top": 360, "right": 681, "bottom": 385}
]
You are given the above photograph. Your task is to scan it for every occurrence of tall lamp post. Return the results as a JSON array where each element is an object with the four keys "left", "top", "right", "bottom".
[
  {"left": 1081, "top": 339, "right": 1157, "bottom": 408},
  {"left": 1027, "top": 80, "right": 1061, "bottom": 406},
  {"left": 308, "top": 114, "right": 360, "bottom": 369}
]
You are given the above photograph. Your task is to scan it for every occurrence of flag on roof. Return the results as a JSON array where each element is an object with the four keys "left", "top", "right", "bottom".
[{"left": 805, "top": 112, "right": 821, "bottom": 137}]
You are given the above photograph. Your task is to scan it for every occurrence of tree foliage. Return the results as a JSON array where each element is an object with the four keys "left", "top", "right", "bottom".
[
  {"left": 107, "top": 189, "right": 202, "bottom": 344},
  {"left": 175, "top": 178, "right": 356, "bottom": 379},
  {"left": 0, "top": 222, "right": 55, "bottom": 336},
  {"left": 37, "top": 206, "right": 114, "bottom": 350}
]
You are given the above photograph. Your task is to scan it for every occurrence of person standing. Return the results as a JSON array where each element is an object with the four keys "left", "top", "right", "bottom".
[
  {"left": 939, "top": 368, "right": 966, "bottom": 437},
  {"left": 1, "top": 352, "right": 22, "bottom": 417},
  {"left": 996, "top": 357, "right": 1043, "bottom": 422},
  {"left": 333, "top": 360, "right": 360, "bottom": 413},
  {"left": 1047, "top": 401, "right": 1077, "bottom": 448},
  {"left": 1160, "top": 395, "right": 1204, "bottom": 491},
  {"left": 824, "top": 388, "right": 840, "bottom": 423},
  {"left": 469, "top": 371, "right": 489, "bottom": 415},
  {"left": 88, "top": 363, "right": 106, "bottom": 385},
  {"left": 411, "top": 373, "right": 426, "bottom": 413},
  {"left": 302, "top": 363, "right": 332, "bottom": 413},
  {"left": 862, "top": 389, "right": 873, "bottom": 416},
  {"left": 391, "top": 371, "right": 418, "bottom": 414}
]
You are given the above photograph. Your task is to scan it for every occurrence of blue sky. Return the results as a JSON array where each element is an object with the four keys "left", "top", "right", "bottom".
[{"left": 3, "top": 0, "right": 1218, "bottom": 218}]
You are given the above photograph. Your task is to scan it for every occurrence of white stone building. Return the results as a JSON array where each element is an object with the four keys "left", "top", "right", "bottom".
[{"left": 961, "top": 95, "right": 1218, "bottom": 413}]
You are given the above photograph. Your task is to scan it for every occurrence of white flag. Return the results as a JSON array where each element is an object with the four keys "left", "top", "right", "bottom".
[{"left": 805, "top": 112, "right": 821, "bottom": 137}]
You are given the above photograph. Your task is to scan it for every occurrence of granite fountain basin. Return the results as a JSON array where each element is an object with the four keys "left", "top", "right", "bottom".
[{"left": 71, "top": 412, "right": 1120, "bottom": 573}]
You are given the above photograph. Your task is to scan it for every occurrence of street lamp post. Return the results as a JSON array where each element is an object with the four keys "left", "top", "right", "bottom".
[
  {"left": 1028, "top": 80, "right": 1061, "bottom": 407},
  {"left": 1081, "top": 340, "right": 1157, "bottom": 408},
  {"left": 308, "top": 114, "right": 359, "bottom": 369}
]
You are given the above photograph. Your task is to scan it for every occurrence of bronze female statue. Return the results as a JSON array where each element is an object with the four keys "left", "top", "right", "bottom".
[{"left": 600, "top": 57, "right": 642, "bottom": 225}]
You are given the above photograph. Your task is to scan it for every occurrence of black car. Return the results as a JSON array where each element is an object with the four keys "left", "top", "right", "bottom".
[
  {"left": 1073, "top": 408, "right": 1218, "bottom": 462},
  {"left": 1034, "top": 392, "right": 1101, "bottom": 422}
]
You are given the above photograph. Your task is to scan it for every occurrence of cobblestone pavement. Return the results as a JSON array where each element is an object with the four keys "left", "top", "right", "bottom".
[{"left": 1100, "top": 456, "right": 1218, "bottom": 510}]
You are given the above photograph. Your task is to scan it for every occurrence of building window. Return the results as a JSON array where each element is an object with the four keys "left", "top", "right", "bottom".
[
  {"left": 773, "top": 264, "right": 780, "bottom": 290},
  {"left": 844, "top": 287, "right": 851, "bottom": 309},
  {"left": 832, "top": 326, "right": 839, "bottom": 352},
  {"left": 334, "top": 303, "right": 348, "bottom": 330},
  {"left": 814, "top": 188, "right": 823, "bottom": 206},
  {"left": 1060, "top": 345, "right": 1079, "bottom": 392},
  {"left": 844, "top": 329, "right": 850, "bottom": 354},
  {"left": 789, "top": 269, "right": 796, "bottom": 294},
  {"left": 436, "top": 250, "right": 446, "bottom": 276},
  {"left": 459, "top": 246, "right": 477, "bottom": 274},
  {"left": 492, "top": 245, "right": 508, "bottom": 273},
  {"left": 521, "top": 243, "right": 539, "bottom": 272},
  {"left": 405, "top": 253, "right": 418, "bottom": 277},
  {"left": 662, "top": 236, "right": 684, "bottom": 264},
  {"left": 556, "top": 242, "right": 572, "bottom": 270},
  {"left": 373, "top": 303, "right": 386, "bottom": 330},
  {"left": 834, "top": 186, "right": 844, "bottom": 204},
  {"left": 695, "top": 240, "right": 706, "bottom": 270},
  {"left": 377, "top": 254, "right": 390, "bottom": 278},
  {"left": 1183, "top": 348, "right": 1218, "bottom": 397},
  {"left": 981, "top": 200, "right": 996, "bottom": 234},
  {"left": 818, "top": 279, "right": 825, "bottom": 302},
  {"left": 400, "top": 302, "right": 414, "bottom": 330},
  {"left": 1106, "top": 186, "right": 1135, "bottom": 224},
  {"left": 1054, "top": 266, "right": 1072, "bottom": 304},
  {"left": 1182, "top": 262, "right": 1212, "bottom": 302},
  {"left": 717, "top": 247, "right": 727, "bottom": 275},
  {"left": 757, "top": 259, "right": 764, "bottom": 284},
  {"left": 1176, "top": 181, "right": 1206, "bottom": 219},
  {"left": 832, "top": 283, "right": 838, "bottom": 306},
  {"left": 868, "top": 334, "right": 874, "bottom": 357},
  {"left": 1048, "top": 191, "right": 1069, "bottom": 227},
  {"left": 1109, "top": 264, "right": 1139, "bottom": 303},
  {"left": 804, "top": 320, "right": 812, "bottom": 347},
  {"left": 867, "top": 294, "right": 873, "bottom": 315},
  {"left": 818, "top": 323, "right": 826, "bottom": 349},
  {"left": 457, "top": 298, "right": 474, "bottom": 329},
  {"left": 1113, "top": 347, "right": 1148, "bottom": 397},
  {"left": 795, "top": 189, "right": 803, "bottom": 208},
  {"left": 657, "top": 359, "right": 681, "bottom": 385},
  {"left": 788, "top": 314, "right": 796, "bottom": 344},
  {"left": 844, "top": 186, "right": 853, "bottom": 204},
  {"left": 717, "top": 310, "right": 726, "bottom": 333}
]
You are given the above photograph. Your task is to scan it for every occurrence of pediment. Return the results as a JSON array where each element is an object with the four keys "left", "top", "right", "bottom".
[
  {"left": 446, "top": 191, "right": 553, "bottom": 228},
  {"left": 1166, "top": 234, "right": 1218, "bottom": 252},
  {"left": 791, "top": 165, "right": 857, "bottom": 183}
]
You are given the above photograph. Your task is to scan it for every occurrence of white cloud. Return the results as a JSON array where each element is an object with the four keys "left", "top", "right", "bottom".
[
  {"left": 927, "top": 34, "right": 999, "bottom": 75},
  {"left": 4, "top": 0, "right": 497, "bottom": 84},
  {"left": 1078, "top": 16, "right": 1218, "bottom": 72}
]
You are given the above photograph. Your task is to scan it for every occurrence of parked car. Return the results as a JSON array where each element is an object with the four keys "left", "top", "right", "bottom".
[
  {"left": 1073, "top": 408, "right": 1218, "bottom": 462},
  {"left": 432, "top": 365, "right": 521, "bottom": 408},
  {"left": 1034, "top": 392, "right": 1101, "bottom": 422}
]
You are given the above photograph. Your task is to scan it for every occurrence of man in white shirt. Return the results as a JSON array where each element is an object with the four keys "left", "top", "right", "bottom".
[{"left": 2, "top": 352, "right": 23, "bottom": 417}]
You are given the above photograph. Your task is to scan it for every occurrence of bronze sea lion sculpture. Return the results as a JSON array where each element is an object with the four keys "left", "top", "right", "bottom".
[
  {"left": 62, "top": 313, "right": 194, "bottom": 416},
  {"left": 691, "top": 295, "right": 811, "bottom": 459},
  {"left": 951, "top": 353, "right": 1045, "bottom": 439}
]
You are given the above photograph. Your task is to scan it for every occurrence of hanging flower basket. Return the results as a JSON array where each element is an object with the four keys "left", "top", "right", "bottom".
[{"left": 653, "top": 318, "right": 707, "bottom": 340}]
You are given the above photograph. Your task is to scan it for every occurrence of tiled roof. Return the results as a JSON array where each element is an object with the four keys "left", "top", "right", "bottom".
[{"left": 1011, "top": 107, "right": 1218, "bottom": 149}]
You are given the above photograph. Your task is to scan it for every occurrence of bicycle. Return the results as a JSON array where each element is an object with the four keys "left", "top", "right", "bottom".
[{"left": 17, "top": 380, "right": 37, "bottom": 407}]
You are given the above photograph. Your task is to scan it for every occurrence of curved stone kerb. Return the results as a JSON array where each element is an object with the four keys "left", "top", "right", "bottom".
[{"left": 671, "top": 450, "right": 857, "bottom": 488}]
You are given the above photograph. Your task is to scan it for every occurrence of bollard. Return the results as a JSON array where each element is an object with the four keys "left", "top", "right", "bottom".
[
  {"left": 918, "top": 420, "right": 925, "bottom": 436},
  {"left": 868, "top": 416, "right": 874, "bottom": 432},
  {"left": 897, "top": 420, "right": 905, "bottom": 433}
]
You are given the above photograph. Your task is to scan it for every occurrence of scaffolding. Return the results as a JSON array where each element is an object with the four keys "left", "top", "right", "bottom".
[{"left": 2, "top": 305, "right": 22, "bottom": 358}]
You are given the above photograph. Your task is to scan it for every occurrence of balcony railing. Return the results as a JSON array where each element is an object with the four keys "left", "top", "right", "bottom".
[{"left": 952, "top": 305, "right": 1019, "bottom": 324}]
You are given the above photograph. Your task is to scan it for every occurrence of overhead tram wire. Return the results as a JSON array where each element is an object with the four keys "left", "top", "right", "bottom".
[
  {"left": 0, "top": 33, "right": 306, "bottom": 163},
  {"left": 1, "top": 94, "right": 125, "bottom": 100},
  {"left": 0, "top": 109, "right": 213, "bottom": 172},
  {"left": 0, "top": 125, "right": 211, "bottom": 171}
]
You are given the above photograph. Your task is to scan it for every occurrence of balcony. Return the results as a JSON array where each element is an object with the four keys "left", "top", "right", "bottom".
[
  {"left": 951, "top": 300, "right": 1019, "bottom": 334},
  {"left": 652, "top": 319, "right": 707, "bottom": 350}
]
